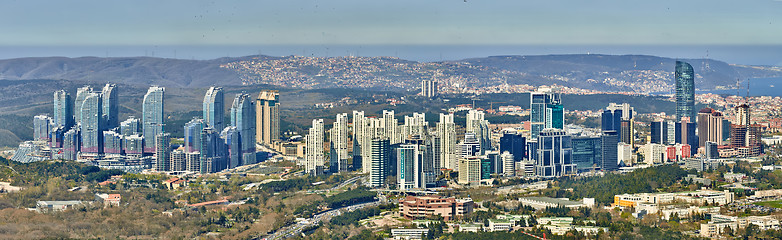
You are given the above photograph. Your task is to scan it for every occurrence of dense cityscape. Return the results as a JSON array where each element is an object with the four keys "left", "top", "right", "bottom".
[{"left": 1, "top": 58, "right": 781, "bottom": 239}]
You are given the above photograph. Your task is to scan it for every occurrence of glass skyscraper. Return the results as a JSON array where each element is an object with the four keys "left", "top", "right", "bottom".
[
  {"left": 530, "top": 88, "right": 562, "bottom": 138},
  {"left": 142, "top": 86, "right": 165, "bottom": 153},
  {"left": 80, "top": 92, "right": 103, "bottom": 155},
  {"left": 231, "top": 93, "right": 256, "bottom": 165},
  {"left": 101, "top": 83, "right": 119, "bottom": 130},
  {"left": 53, "top": 90, "right": 73, "bottom": 130},
  {"left": 675, "top": 61, "right": 695, "bottom": 120},
  {"left": 203, "top": 86, "right": 225, "bottom": 131}
]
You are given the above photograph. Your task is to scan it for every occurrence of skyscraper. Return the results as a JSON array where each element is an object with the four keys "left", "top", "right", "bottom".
[
  {"left": 142, "top": 86, "right": 165, "bottom": 153},
  {"left": 530, "top": 87, "right": 561, "bottom": 138},
  {"left": 650, "top": 120, "right": 668, "bottom": 144},
  {"left": 120, "top": 117, "right": 141, "bottom": 136},
  {"left": 74, "top": 86, "right": 93, "bottom": 124},
  {"left": 101, "top": 83, "right": 119, "bottom": 129},
  {"left": 306, "top": 119, "right": 325, "bottom": 176},
  {"left": 535, "top": 128, "right": 575, "bottom": 177},
  {"left": 80, "top": 92, "right": 103, "bottom": 156},
  {"left": 602, "top": 103, "right": 634, "bottom": 144},
  {"left": 466, "top": 109, "right": 490, "bottom": 153},
  {"left": 436, "top": 113, "right": 457, "bottom": 170},
  {"left": 203, "top": 86, "right": 225, "bottom": 131},
  {"left": 33, "top": 115, "right": 52, "bottom": 141},
  {"left": 397, "top": 143, "right": 421, "bottom": 190},
  {"left": 53, "top": 90, "right": 73, "bottom": 130},
  {"left": 401, "top": 112, "right": 427, "bottom": 139},
  {"left": 103, "top": 131, "right": 123, "bottom": 156},
  {"left": 735, "top": 104, "right": 750, "bottom": 126},
  {"left": 499, "top": 132, "right": 526, "bottom": 162},
  {"left": 256, "top": 90, "right": 280, "bottom": 145},
  {"left": 369, "top": 138, "right": 390, "bottom": 188},
  {"left": 221, "top": 126, "right": 240, "bottom": 169},
  {"left": 601, "top": 131, "right": 618, "bottom": 171},
  {"left": 697, "top": 108, "right": 724, "bottom": 147},
  {"left": 383, "top": 110, "right": 400, "bottom": 144},
  {"left": 199, "top": 127, "right": 227, "bottom": 173},
  {"left": 184, "top": 118, "right": 206, "bottom": 153},
  {"left": 352, "top": 111, "right": 367, "bottom": 172},
  {"left": 330, "top": 113, "right": 350, "bottom": 173},
  {"left": 155, "top": 133, "right": 171, "bottom": 172},
  {"left": 232, "top": 93, "right": 256, "bottom": 165},
  {"left": 675, "top": 61, "right": 696, "bottom": 120},
  {"left": 572, "top": 136, "right": 601, "bottom": 171},
  {"left": 545, "top": 103, "right": 564, "bottom": 129},
  {"left": 421, "top": 79, "right": 438, "bottom": 98},
  {"left": 458, "top": 157, "right": 481, "bottom": 185}
]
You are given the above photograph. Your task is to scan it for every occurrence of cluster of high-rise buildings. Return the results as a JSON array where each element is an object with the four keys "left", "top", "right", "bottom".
[{"left": 32, "top": 85, "right": 282, "bottom": 174}]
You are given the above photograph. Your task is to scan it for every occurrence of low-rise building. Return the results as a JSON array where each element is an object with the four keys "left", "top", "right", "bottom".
[
  {"left": 701, "top": 215, "right": 781, "bottom": 238},
  {"left": 458, "top": 223, "right": 482, "bottom": 232},
  {"left": 399, "top": 195, "right": 474, "bottom": 221},
  {"left": 518, "top": 197, "right": 587, "bottom": 210},
  {"left": 391, "top": 228, "right": 428, "bottom": 240},
  {"left": 488, "top": 219, "right": 513, "bottom": 232},
  {"left": 95, "top": 193, "right": 121, "bottom": 207},
  {"left": 614, "top": 190, "right": 734, "bottom": 208},
  {"left": 36, "top": 200, "right": 86, "bottom": 212}
]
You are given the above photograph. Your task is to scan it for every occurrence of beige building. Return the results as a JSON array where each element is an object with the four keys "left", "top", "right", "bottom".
[
  {"left": 256, "top": 90, "right": 280, "bottom": 145},
  {"left": 458, "top": 157, "right": 481, "bottom": 185},
  {"left": 399, "top": 195, "right": 474, "bottom": 221}
]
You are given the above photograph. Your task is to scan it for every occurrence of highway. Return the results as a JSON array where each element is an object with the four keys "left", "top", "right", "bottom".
[{"left": 259, "top": 200, "right": 381, "bottom": 240}]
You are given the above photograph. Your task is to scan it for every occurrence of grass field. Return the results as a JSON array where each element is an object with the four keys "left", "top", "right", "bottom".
[{"left": 754, "top": 200, "right": 782, "bottom": 208}]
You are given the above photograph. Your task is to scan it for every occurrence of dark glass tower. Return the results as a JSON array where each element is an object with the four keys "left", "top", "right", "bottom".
[
  {"left": 499, "top": 133, "right": 526, "bottom": 161},
  {"left": 601, "top": 131, "right": 618, "bottom": 171},
  {"left": 675, "top": 61, "right": 695, "bottom": 120}
]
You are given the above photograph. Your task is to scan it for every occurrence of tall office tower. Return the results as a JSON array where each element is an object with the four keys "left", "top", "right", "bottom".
[
  {"left": 530, "top": 87, "right": 562, "bottom": 138},
  {"left": 650, "top": 120, "right": 669, "bottom": 144},
  {"left": 704, "top": 141, "right": 719, "bottom": 160},
  {"left": 397, "top": 144, "right": 420, "bottom": 190},
  {"left": 256, "top": 90, "right": 280, "bottom": 145},
  {"left": 675, "top": 61, "right": 696, "bottom": 120},
  {"left": 170, "top": 150, "right": 187, "bottom": 172},
  {"left": 421, "top": 79, "right": 438, "bottom": 98},
  {"left": 63, "top": 127, "right": 80, "bottom": 160},
  {"left": 363, "top": 117, "right": 386, "bottom": 173},
  {"left": 572, "top": 136, "right": 602, "bottom": 171},
  {"left": 221, "top": 126, "right": 240, "bottom": 169},
  {"left": 352, "top": 111, "right": 366, "bottom": 171},
  {"left": 382, "top": 110, "right": 400, "bottom": 143},
  {"left": 458, "top": 132, "right": 481, "bottom": 158},
  {"left": 678, "top": 117, "right": 699, "bottom": 155},
  {"left": 142, "top": 86, "right": 165, "bottom": 153},
  {"left": 120, "top": 117, "right": 141, "bottom": 136},
  {"left": 74, "top": 86, "right": 93, "bottom": 124},
  {"left": 735, "top": 104, "right": 750, "bottom": 126},
  {"left": 53, "top": 90, "right": 73, "bottom": 130},
  {"left": 535, "top": 128, "right": 575, "bottom": 177},
  {"left": 101, "top": 84, "right": 119, "bottom": 129},
  {"left": 305, "top": 119, "right": 325, "bottom": 176},
  {"left": 330, "top": 113, "right": 350, "bottom": 173},
  {"left": 369, "top": 138, "right": 390, "bottom": 188},
  {"left": 199, "top": 127, "right": 227, "bottom": 173},
  {"left": 602, "top": 103, "right": 634, "bottom": 144},
  {"left": 80, "top": 92, "right": 103, "bottom": 155},
  {"left": 184, "top": 118, "right": 206, "bottom": 153},
  {"left": 401, "top": 112, "right": 427, "bottom": 139},
  {"left": 466, "top": 109, "right": 490, "bottom": 153},
  {"left": 436, "top": 113, "right": 457, "bottom": 170},
  {"left": 545, "top": 103, "right": 564, "bottom": 129},
  {"left": 231, "top": 93, "right": 256, "bottom": 165},
  {"left": 697, "top": 108, "right": 725, "bottom": 147},
  {"left": 499, "top": 132, "right": 526, "bottom": 162},
  {"left": 501, "top": 151, "right": 515, "bottom": 177},
  {"left": 123, "top": 135, "right": 144, "bottom": 157},
  {"left": 154, "top": 133, "right": 171, "bottom": 172},
  {"left": 203, "top": 86, "right": 225, "bottom": 131},
  {"left": 480, "top": 157, "right": 493, "bottom": 179},
  {"left": 33, "top": 115, "right": 52, "bottom": 141},
  {"left": 103, "top": 131, "right": 123, "bottom": 156},
  {"left": 458, "top": 157, "right": 481, "bottom": 185},
  {"left": 600, "top": 131, "right": 618, "bottom": 171}
]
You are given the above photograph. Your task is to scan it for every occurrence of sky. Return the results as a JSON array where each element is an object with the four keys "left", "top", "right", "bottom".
[{"left": 1, "top": 0, "right": 781, "bottom": 63}]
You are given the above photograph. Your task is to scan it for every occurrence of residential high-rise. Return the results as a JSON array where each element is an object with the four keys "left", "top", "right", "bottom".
[
  {"left": 306, "top": 119, "right": 325, "bottom": 176},
  {"left": 499, "top": 132, "right": 526, "bottom": 162},
  {"left": 80, "top": 92, "right": 103, "bottom": 156},
  {"left": 101, "top": 84, "right": 119, "bottom": 129},
  {"left": 199, "top": 127, "right": 227, "bottom": 173},
  {"left": 184, "top": 118, "right": 206, "bottom": 153},
  {"left": 74, "top": 86, "right": 93, "bottom": 124},
  {"left": 330, "top": 113, "right": 350, "bottom": 173},
  {"left": 421, "top": 79, "right": 438, "bottom": 98},
  {"left": 256, "top": 90, "right": 279, "bottom": 145},
  {"left": 63, "top": 127, "right": 80, "bottom": 160},
  {"left": 735, "top": 104, "right": 750, "bottom": 126},
  {"left": 352, "top": 111, "right": 366, "bottom": 172},
  {"left": 572, "top": 136, "right": 601, "bottom": 171},
  {"left": 142, "top": 86, "right": 165, "bottom": 153},
  {"left": 170, "top": 150, "right": 187, "bottom": 172},
  {"left": 675, "top": 61, "right": 696, "bottom": 120},
  {"left": 401, "top": 112, "right": 427, "bottom": 139},
  {"left": 535, "top": 128, "right": 575, "bottom": 177},
  {"left": 501, "top": 151, "right": 515, "bottom": 177},
  {"left": 53, "top": 90, "right": 73, "bottom": 130},
  {"left": 369, "top": 138, "right": 390, "bottom": 188},
  {"left": 530, "top": 87, "right": 561, "bottom": 138},
  {"left": 154, "top": 133, "right": 171, "bottom": 172},
  {"left": 123, "top": 135, "right": 144, "bottom": 157},
  {"left": 383, "top": 110, "right": 400, "bottom": 143},
  {"left": 33, "top": 115, "right": 52, "bottom": 141},
  {"left": 458, "top": 132, "right": 481, "bottom": 159},
  {"left": 120, "top": 117, "right": 141, "bottom": 136},
  {"left": 466, "top": 109, "right": 490, "bottom": 153},
  {"left": 231, "top": 93, "right": 256, "bottom": 165},
  {"left": 600, "top": 131, "right": 618, "bottom": 171},
  {"left": 436, "top": 113, "right": 457, "bottom": 170},
  {"left": 221, "top": 126, "right": 240, "bottom": 169},
  {"left": 103, "top": 131, "right": 123, "bottom": 156},
  {"left": 697, "top": 108, "right": 724, "bottom": 147},
  {"left": 203, "top": 86, "right": 225, "bottom": 131},
  {"left": 730, "top": 104, "right": 762, "bottom": 157}
]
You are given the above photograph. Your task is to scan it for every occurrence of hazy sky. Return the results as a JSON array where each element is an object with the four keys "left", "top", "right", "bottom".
[{"left": 2, "top": 0, "right": 781, "bottom": 46}]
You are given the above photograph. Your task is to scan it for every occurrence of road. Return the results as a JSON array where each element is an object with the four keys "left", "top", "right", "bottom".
[{"left": 259, "top": 200, "right": 381, "bottom": 240}]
